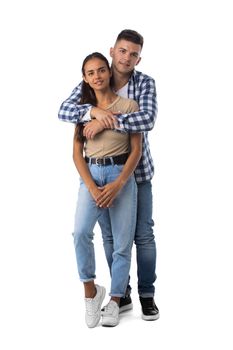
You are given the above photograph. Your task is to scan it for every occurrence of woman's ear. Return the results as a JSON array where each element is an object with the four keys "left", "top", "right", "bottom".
[{"left": 83, "top": 75, "right": 88, "bottom": 84}]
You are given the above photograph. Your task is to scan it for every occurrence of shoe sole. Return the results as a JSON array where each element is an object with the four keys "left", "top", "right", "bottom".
[
  {"left": 102, "top": 317, "right": 119, "bottom": 327},
  {"left": 119, "top": 303, "right": 133, "bottom": 313},
  {"left": 142, "top": 312, "right": 160, "bottom": 321}
]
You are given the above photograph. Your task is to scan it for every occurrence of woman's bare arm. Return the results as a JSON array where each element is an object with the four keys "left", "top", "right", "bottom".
[{"left": 96, "top": 133, "right": 142, "bottom": 208}]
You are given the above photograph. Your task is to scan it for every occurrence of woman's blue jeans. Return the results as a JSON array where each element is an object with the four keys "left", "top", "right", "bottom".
[
  {"left": 72, "top": 163, "right": 137, "bottom": 297},
  {"left": 98, "top": 180, "right": 156, "bottom": 297}
]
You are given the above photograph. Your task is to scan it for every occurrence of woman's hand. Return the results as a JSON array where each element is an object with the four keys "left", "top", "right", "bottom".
[
  {"left": 95, "top": 180, "right": 123, "bottom": 208},
  {"left": 89, "top": 185, "right": 104, "bottom": 202}
]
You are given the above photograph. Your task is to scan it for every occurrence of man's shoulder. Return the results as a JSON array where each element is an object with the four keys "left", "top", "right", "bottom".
[{"left": 131, "top": 70, "right": 155, "bottom": 84}]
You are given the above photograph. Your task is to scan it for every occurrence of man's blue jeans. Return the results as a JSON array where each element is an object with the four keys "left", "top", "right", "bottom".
[
  {"left": 98, "top": 180, "right": 156, "bottom": 297},
  {"left": 72, "top": 163, "right": 137, "bottom": 297}
]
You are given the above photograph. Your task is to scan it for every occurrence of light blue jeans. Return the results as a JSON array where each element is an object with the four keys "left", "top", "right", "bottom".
[
  {"left": 72, "top": 163, "right": 137, "bottom": 297},
  {"left": 98, "top": 181, "right": 156, "bottom": 297}
]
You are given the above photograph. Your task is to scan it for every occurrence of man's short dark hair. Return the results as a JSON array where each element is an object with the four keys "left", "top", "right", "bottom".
[{"left": 116, "top": 29, "right": 144, "bottom": 48}]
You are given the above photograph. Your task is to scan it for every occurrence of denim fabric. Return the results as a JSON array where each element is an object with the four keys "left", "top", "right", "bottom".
[
  {"left": 98, "top": 180, "right": 156, "bottom": 297},
  {"left": 73, "top": 163, "right": 137, "bottom": 297}
]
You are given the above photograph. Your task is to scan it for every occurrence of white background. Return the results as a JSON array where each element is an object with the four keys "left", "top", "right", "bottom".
[{"left": 0, "top": 0, "right": 232, "bottom": 349}]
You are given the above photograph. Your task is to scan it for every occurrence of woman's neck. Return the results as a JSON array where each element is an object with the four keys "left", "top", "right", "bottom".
[{"left": 95, "top": 88, "right": 118, "bottom": 109}]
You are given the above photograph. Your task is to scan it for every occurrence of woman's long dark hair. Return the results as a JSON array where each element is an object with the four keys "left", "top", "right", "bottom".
[{"left": 76, "top": 52, "right": 111, "bottom": 142}]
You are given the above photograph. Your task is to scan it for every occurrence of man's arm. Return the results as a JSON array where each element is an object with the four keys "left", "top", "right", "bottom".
[
  {"left": 58, "top": 82, "right": 118, "bottom": 128},
  {"left": 58, "top": 82, "right": 92, "bottom": 123},
  {"left": 117, "top": 77, "right": 157, "bottom": 132}
]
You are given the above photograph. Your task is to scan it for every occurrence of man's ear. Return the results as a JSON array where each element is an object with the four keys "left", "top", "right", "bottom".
[
  {"left": 135, "top": 57, "right": 141, "bottom": 66},
  {"left": 109, "top": 47, "right": 114, "bottom": 58}
]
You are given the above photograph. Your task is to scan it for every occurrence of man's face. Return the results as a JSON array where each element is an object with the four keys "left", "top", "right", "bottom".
[{"left": 110, "top": 39, "right": 142, "bottom": 74}]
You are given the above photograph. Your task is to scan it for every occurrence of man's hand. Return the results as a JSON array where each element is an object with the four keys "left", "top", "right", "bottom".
[
  {"left": 83, "top": 120, "right": 104, "bottom": 139},
  {"left": 91, "top": 107, "right": 119, "bottom": 129}
]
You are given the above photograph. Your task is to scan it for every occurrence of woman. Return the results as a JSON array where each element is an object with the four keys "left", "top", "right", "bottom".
[{"left": 72, "top": 52, "right": 142, "bottom": 327}]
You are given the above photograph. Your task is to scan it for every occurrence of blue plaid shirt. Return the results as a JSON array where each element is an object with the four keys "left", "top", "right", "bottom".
[{"left": 58, "top": 70, "right": 157, "bottom": 183}]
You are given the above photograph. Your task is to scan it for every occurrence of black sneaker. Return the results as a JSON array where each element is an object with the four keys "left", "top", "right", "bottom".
[
  {"left": 139, "top": 297, "right": 160, "bottom": 321},
  {"left": 119, "top": 295, "right": 133, "bottom": 313}
]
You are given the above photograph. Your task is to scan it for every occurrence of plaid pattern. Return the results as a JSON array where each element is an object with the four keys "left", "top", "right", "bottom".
[{"left": 58, "top": 70, "right": 157, "bottom": 183}]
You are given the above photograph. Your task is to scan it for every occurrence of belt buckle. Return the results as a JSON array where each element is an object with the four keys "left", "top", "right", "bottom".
[{"left": 96, "top": 157, "right": 103, "bottom": 165}]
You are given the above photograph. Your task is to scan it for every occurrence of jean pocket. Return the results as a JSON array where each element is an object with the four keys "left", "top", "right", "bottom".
[{"left": 114, "top": 164, "right": 124, "bottom": 171}]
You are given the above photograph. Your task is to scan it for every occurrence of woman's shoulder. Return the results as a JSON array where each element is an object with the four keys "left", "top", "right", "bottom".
[{"left": 115, "top": 96, "right": 139, "bottom": 113}]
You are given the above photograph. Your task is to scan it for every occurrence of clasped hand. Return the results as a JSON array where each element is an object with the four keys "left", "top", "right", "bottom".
[
  {"left": 89, "top": 180, "right": 122, "bottom": 208},
  {"left": 83, "top": 110, "right": 120, "bottom": 139}
]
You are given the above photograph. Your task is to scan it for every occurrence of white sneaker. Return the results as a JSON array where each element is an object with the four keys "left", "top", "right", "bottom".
[
  {"left": 101, "top": 300, "right": 119, "bottom": 327},
  {"left": 85, "top": 285, "right": 106, "bottom": 328}
]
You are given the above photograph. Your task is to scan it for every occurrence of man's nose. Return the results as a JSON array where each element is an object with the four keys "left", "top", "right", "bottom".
[{"left": 124, "top": 52, "right": 131, "bottom": 61}]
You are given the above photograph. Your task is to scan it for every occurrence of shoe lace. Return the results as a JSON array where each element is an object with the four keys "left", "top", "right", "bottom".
[
  {"left": 105, "top": 302, "right": 113, "bottom": 312},
  {"left": 85, "top": 299, "right": 95, "bottom": 315},
  {"left": 103, "top": 301, "right": 116, "bottom": 315}
]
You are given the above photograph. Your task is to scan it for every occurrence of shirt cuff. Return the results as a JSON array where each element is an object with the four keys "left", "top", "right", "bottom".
[{"left": 80, "top": 108, "right": 92, "bottom": 122}]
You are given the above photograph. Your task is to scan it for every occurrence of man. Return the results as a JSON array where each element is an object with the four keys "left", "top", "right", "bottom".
[{"left": 58, "top": 29, "right": 159, "bottom": 321}]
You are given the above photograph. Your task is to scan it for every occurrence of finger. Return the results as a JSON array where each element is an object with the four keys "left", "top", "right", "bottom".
[
  {"left": 83, "top": 128, "right": 87, "bottom": 136},
  {"left": 97, "top": 193, "right": 111, "bottom": 207},
  {"left": 110, "top": 121, "right": 116, "bottom": 129},
  {"left": 107, "top": 200, "right": 114, "bottom": 208},
  {"left": 103, "top": 120, "right": 111, "bottom": 129},
  {"left": 100, "top": 196, "right": 114, "bottom": 208},
  {"left": 95, "top": 188, "right": 107, "bottom": 201},
  {"left": 96, "top": 192, "right": 105, "bottom": 202},
  {"left": 111, "top": 115, "right": 118, "bottom": 122},
  {"left": 99, "top": 192, "right": 114, "bottom": 206},
  {"left": 84, "top": 126, "right": 91, "bottom": 136},
  {"left": 104, "top": 119, "right": 114, "bottom": 129},
  {"left": 85, "top": 130, "right": 91, "bottom": 139},
  {"left": 90, "top": 130, "right": 97, "bottom": 139}
]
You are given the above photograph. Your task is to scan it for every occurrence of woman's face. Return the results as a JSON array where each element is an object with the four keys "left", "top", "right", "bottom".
[{"left": 83, "top": 58, "right": 111, "bottom": 91}]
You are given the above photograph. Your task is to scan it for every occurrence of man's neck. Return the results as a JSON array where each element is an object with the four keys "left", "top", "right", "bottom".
[{"left": 112, "top": 68, "right": 132, "bottom": 92}]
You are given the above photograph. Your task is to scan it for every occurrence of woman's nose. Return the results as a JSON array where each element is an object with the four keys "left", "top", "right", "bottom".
[{"left": 94, "top": 71, "right": 100, "bottom": 78}]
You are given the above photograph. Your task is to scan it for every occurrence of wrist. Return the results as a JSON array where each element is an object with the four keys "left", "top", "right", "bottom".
[
  {"left": 90, "top": 107, "right": 97, "bottom": 119},
  {"left": 115, "top": 177, "right": 126, "bottom": 188},
  {"left": 87, "top": 182, "right": 97, "bottom": 192}
]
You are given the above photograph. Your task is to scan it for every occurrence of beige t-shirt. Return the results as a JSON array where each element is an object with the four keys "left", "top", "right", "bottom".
[{"left": 85, "top": 96, "right": 138, "bottom": 157}]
